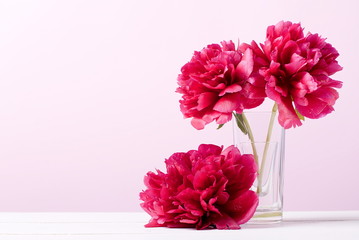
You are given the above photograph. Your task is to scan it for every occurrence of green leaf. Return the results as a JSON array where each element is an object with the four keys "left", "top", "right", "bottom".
[
  {"left": 233, "top": 113, "right": 248, "bottom": 135},
  {"left": 295, "top": 109, "right": 305, "bottom": 121},
  {"left": 217, "top": 124, "right": 225, "bottom": 130}
]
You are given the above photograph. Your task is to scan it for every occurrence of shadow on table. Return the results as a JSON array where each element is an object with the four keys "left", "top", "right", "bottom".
[{"left": 242, "top": 217, "right": 359, "bottom": 229}]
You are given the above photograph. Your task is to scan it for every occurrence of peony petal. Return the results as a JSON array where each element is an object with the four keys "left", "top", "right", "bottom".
[
  {"left": 213, "top": 93, "right": 241, "bottom": 113},
  {"left": 277, "top": 96, "right": 302, "bottom": 129},
  {"left": 295, "top": 72, "right": 318, "bottom": 93},
  {"left": 294, "top": 100, "right": 327, "bottom": 119},
  {"left": 220, "top": 40, "right": 236, "bottom": 51},
  {"left": 285, "top": 53, "right": 306, "bottom": 75},
  {"left": 207, "top": 197, "right": 221, "bottom": 215},
  {"left": 197, "top": 92, "right": 218, "bottom": 111},
  {"left": 180, "top": 219, "right": 198, "bottom": 224},
  {"left": 218, "top": 84, "right": 242, "bottom": 96},
  {"left": 326, "top": 61, "right": 343, "bottom": 75},
  {"left": 281, "top": 40, "right": 300, "bottom": 64},
  {"left": 216, "top": 191, "right": 230, "bottom": 205},
  {"left": 291, "top": 72, "right": 318, "bottom": 106},
  {"left": 221, "top": 145, "right": 239, "bottom": 157},
  {"left": 210, "top": 213, "right": 240, "bottom": 229},
  {"left": 145, "top": 219, "right": 165, "bottom": 228},
  {"left": 191, "top": 118, "right": 206, "bottom": 130},
  {"left": 240, "top": 96, "right": 265, "bottom": 110},
  {"left": 215, "top": 113, "right": 232, "bottom": 125},
  {"left": 265, "top": 81, "right": 284, "bottom": 103},
  {"left": 202, "top": 82, "right": 227, "bottom": 90},
  {"left": 165, "top": 152, "right": 192, "bottom": 177},
  {"left": 239, "top": 40, "right": 269, "bottom": 67},
  {"left": 193, "top": 170, "right": 212, "bottom": 190},
  {"left": 312, "top": 87, "right": 339, "bottom": 105},
  {"left": 236, "top": 48, "right": 254, "bottom": 80},
  {"left": 295, "top": 87, "right": 339, "bottom": 119},
  {"left": 325, "top": 78, "right": 343, "bottom": 88},
  {"left": 223, "top": 190, "right": 259, "bottom": 225},
  {"left": 202, "top": 110, "right": 221, "bottom": 123},
  {"left": 198, "top": 144, "right": 223, "bottom": 158}
]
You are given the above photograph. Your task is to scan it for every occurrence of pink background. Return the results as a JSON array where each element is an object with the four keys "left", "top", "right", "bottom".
[{"left": 0, "top": 0, "right": 358, "bottom": 212}]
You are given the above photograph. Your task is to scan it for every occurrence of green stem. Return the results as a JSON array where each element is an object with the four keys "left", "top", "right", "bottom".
[
  {"left": 242, "top": 113, "right": 259, "bottom": 172},
  {"left": 257, "top": 103, "right": 278, "bottom": 194}
]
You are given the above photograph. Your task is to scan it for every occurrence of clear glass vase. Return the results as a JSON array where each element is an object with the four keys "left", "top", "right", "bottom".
[{"left": 233, "top": 110, "right": 285, "bottom": 224}]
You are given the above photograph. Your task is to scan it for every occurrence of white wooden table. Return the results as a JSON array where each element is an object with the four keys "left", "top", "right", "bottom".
[{"left": 0, "top": 212, "right": 358, "bottom": 239}]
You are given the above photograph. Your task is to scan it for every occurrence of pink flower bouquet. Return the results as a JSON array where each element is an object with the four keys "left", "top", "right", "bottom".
[
  {"left": 177, "top": 21, "right": 342, "bottom": 130},
  {"left": 176, "top": 21, "right": 342, "bottom": 199},
  {"left": 140, "top": 20, "right": 342, "bottom": 229}
]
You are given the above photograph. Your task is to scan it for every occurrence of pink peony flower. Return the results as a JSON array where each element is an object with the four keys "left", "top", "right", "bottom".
[
  {"left": 256, "top": 21, "right": 343, "bottom": 128},
  {"left": 177, "top": 41, "right": 266, "bottom": 130},
  {"left": 140, "top": 144, "right": 258, "bottom": 229}
]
